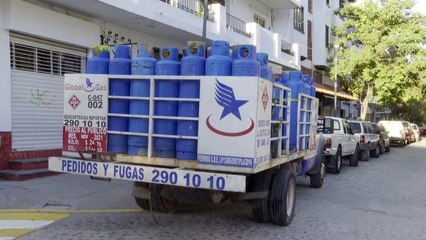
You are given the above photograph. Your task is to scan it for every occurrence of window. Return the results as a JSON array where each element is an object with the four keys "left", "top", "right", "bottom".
[
  {"left": 340, "top": 0, "right": 344, "bottom": 9},
  {"left": 333, "top": 120, "right": 341, "bottom": 131},
  {"left": 326, "top": 0, "right": 330, "bottom": 6},
  {"left": 349, "top": 122, "right": 361, "bottom": 133},
  {"left": 308, "top": 0, "right": 312, "bottom": 13},
  {"left": 10, "top": 42, "right": 86, "bottom": 75},
  {"left": 294, "top": 7, "right": 304, "bottom": 32},
  {"left": 254, "top": 15, "right": 266, "bottom": 28},
  {"left": 325, "top": 25, "right": 330, "bottom": 48}
]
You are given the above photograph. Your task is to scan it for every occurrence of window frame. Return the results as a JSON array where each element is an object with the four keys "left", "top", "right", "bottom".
[{"left": 293, "top": 7, "right": 305, "bottom": 33}]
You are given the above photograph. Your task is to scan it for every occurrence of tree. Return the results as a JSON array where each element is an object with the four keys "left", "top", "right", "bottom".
[{"left": 332, "top": 0, "right": 426, "bottom": 120}]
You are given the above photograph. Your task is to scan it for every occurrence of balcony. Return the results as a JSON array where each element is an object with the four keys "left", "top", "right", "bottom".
[
  {"left": 281, "top": 40, "right": 294, "bottom": 56},
  {"left": 226, "top": 13, "right": 251, "bottom": 38},
  {"left": 160, "top": 0, "right": 215, "bottom": 22},
  {"left": 257, "top": 0, "right": 301, "bottom": 9}
]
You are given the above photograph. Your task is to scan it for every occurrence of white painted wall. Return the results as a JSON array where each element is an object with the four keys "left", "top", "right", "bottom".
[
  {"left": 227, "top": 0, "right": 271, "bottom": 29},
  {"left": 312, "top": 0, "right": 341, "bottom": 68},
  {"left": 101, "top": 22, "right": 183, "bottom": 55},
  {"left": 9, "top": 0, "right": 99, "bottom": 48},
  {"left": 0, "top": 0, "right": 12, "bottom": 131}
]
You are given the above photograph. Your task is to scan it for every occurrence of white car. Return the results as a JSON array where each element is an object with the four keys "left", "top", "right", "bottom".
[{"left": 411, "top": 123, "right": 421, "bottom": 142}]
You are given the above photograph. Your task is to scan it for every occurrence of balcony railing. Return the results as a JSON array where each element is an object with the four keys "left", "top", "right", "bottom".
[
  {"left": 226, "top": 13, "right": 251, "bottom": 38},
  {"left": 281, "top": 40, "right": 294, "bottom": 56},
  {"left": 160, "top": 0, "right": 215, "bottom": 22}
]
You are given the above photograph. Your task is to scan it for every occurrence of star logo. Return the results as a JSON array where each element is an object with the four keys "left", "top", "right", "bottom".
[
  {"left": 68, "top": 95, "right": 80, "bottom": 110},
  {"left": 214, "top": 79, "right": 248, "bottom": 121},
  {"left": 84, "top": 78, "right": 94, "bottom": 92}
]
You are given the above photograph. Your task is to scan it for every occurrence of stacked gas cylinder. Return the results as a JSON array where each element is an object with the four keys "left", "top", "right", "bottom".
[{"left": 86, "top": 40, "right": 315, "bottom": 160}]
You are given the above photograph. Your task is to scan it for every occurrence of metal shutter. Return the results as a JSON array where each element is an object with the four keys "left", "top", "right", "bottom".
[{"left": 10, "top": 34, "right": 87, "bottom": 151}]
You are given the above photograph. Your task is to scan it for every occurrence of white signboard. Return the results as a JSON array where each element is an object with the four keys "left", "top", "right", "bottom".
[
  {"left": 63, "top": 74, "right": 109, "bottom": 152},
  {"left": 197, "top": 77, "right": 272, "bottom": 169},
  {"left": 49, "top": 157, "right": 246, "bottom": 192}
]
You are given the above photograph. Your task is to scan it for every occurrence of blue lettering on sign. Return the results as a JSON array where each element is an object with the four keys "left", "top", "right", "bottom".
[
  {"left": 197, "top": 154, "right": 253, "bottom": 168},
  {"left": 113, "top": 165, "right": 144, "bottom": 180},
  {"left": 61, "top": 159, "right": 98, "bottom": 175}
]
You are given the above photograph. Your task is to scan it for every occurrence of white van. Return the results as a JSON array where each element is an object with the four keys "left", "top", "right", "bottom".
[{"left": 378, "top": 121, "right": 409, "bottom": 147}]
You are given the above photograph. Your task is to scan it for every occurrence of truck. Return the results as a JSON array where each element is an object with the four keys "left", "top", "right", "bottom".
[
  {"left": 317, "top": 116, "right": 359, "bottom": 174},
  {"left": 49, "top": 74, "right": 325, "bottom": 226}
]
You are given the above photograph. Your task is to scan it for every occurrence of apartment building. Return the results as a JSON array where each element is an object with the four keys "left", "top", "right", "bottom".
[{"left": 0, "top": 0, "right": 356, "bottom": 177}]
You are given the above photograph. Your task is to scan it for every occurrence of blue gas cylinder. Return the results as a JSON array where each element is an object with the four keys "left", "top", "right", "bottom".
[
  {"left": 154, "top": 47, "right": 180, "bottom": 158},
  {"left": 108, "top": 44, "right": 131, "bottom": 153},
  {"left": 232, "top": 45, "right": 260, "bottom": 77},
  {"left": 87, "top": 48, "right": 109, "bottom": 74},
  {"left": 287, "top": 71, "right": 304, "bottom": 151},
  {"left": 128, "top": 43, "right": 156, "bottom": 155},
  {"left": 256, "top": 52, "right": 272, "bottom": 81},
  {"left": 205, "top": 40, "right": 232, "bottom": 76},
  {"left": 176, "top": 42, "right": 205, "bottom": 160},
  {"left": 310, "top": 77, "right": 316, "bottom": 97},
  {"left": 302, "top": 75, "right": 312, "bottom": 95}
]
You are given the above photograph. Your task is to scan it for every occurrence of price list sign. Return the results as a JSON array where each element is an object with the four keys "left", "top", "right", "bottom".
[{"left": 63, "top": 75, "right": 109, "bottom": 152}]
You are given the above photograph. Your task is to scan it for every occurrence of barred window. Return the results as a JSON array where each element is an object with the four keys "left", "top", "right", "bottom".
[
  {"left": 294, "top": 7, "right": 304, "bottom": 33},
  {"left": 10, "top": 42, "right": 86, "bottom": 75}
]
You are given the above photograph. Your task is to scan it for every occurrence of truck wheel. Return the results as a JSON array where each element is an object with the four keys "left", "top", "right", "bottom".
[
  {"left": 269, "top": 169, "right": 296, "bottom": 226},
  {"left": 385, "top": 145, "right": 391, "bottom": 152},
  {"left": 251, "top": 170, "right": 274, "bottom": 223},
  {"left": 149, "top": 184, "right": 177, "bottom": 213},
  {"left": 360, "top": 149, "right": 370, "bottom": 161},
  {"left": 371, "top": 144, "right": 380, "bottom": 158},
  {"left": 134, "top": 197, "right": 150, "bottom": 210},
  {"left": 328, "top": 147, "right": 342, "bottom": 174},
  {"left": 349, "top": 145, "right": 359, "bottom": 167},
  {"left": 310, "top": 157, "right": 325, "bottom": 188},
  {"left": 379, "top": 141, "right": 385, "bottom": 154}
]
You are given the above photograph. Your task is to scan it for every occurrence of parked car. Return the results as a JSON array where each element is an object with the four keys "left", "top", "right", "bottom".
[
  {"left": 317, "top": 116, "right": 359, "bottom": 174},
  {"left": 405, "top": 122, "right": 416, "bottom": 144},
  {"left": 378, "top": 121, "right": 407, "bottom": 147},
  {"left": 411, "top": 123, "right": 421, "bottom": 142},
  {"left": 372, "top": 122, "right": 391, "bottom": 153},
  {"left": 419, "top": 126, "right": 426, "bottom": 135},
  {"left": 348, "top": 120, "right": 380, "bottom": 161}
]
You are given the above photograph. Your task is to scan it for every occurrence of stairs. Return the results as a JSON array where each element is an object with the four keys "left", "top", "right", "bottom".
[{"left": 0, "top": 158, "right": 59, "bottom": 181}]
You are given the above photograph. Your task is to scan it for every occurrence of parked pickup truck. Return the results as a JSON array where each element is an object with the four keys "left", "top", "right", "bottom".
[{"left": 317, "top": 116, "right": 359, "bottom": 174}]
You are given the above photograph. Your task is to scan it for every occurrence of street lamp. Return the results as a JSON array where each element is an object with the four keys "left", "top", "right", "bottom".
[{"left": 334, "top": 44, "right": 339, "bottom": 117}]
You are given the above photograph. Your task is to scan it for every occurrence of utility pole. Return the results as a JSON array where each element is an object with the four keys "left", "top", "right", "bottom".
[
  {"left": 202, "top": 0, "right": 208, "bottom": 44},
  {"left": 334, "top": 44, "right": 338, "bottom": 117}
]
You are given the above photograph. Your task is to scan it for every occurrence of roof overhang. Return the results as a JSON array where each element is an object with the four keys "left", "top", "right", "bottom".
[
  {"left": 258, "top": 0, "right": 300, "bottom": 9},
  {"left": 314, "top": 83, "right": 357, "bottom": 101}
]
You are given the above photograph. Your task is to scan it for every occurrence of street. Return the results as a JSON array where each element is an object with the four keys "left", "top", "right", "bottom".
[{"left": 1, "top": 139, "right": 426, "bottom": 240}]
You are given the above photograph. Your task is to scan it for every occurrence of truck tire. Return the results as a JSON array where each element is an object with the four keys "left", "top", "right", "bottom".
[
  {"left": 251, "top": 170, "right": 274, "bottom": 223},
  {"left": 328, "top": 147, "right": 342, "bottom": 174},
  {"left": 371, "top": 144, "right": 380, "bottom": 158},
  {"left": 269, "top": 169, "right": 296, "bottom": 226},
  {"left": 385, "top": 145, "right": 391, "bottom": 152},
  {"left": 149, "top": 184, "right": 177, "bottom": 213},
  {"left": 360, "top": 148, "right": 370, "bottom": 161},
  {"left": 134, "top": 197, "right": 150, "bottom": 210},
  {"left": 379, "top": 141, "right": 385, "bottom": 154},
  {"left": 310, "top": 156, "right": 325, "bottom": 188},
  {"left": 349, "top": 145, "right": 359, "bottom": 167}
]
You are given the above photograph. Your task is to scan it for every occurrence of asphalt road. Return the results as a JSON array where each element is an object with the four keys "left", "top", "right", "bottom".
[{"left": 1, "top": 138, "right": 426, "bottom": 240}]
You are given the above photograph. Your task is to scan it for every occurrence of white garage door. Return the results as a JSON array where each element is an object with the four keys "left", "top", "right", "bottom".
[{"left": 10, "top": 33, "right": 87, "bottom": 151}]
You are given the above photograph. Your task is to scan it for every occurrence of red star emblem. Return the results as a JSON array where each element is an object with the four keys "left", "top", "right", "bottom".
[
  {"left": 68, "top": 95, "right": 80, "bottom": 110},
  {"left": 262, "top": 87, "right": 268, "bottom": 110}
]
